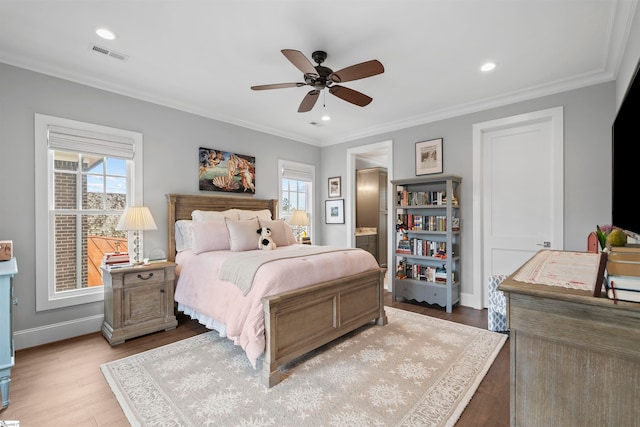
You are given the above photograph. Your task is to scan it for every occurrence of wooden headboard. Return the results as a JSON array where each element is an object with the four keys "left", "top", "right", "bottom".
[{"left": 166, "top": 193, "right": 278, "bottom": 262}]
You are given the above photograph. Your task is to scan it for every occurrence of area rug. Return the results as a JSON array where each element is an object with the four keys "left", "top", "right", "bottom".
[{"left": 101, "top": 307, "right": 506, "bottom": 427}]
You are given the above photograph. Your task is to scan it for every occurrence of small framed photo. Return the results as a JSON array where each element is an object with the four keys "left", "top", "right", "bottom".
[
  {"left": 328, "top": 176, "right": 341, "bottom": 198},
  {"left": 415, "top": 138, "right": 443, "bottom": 175},
  {"left": 325, "top": 199, "right": 345, "bottom": 224}
]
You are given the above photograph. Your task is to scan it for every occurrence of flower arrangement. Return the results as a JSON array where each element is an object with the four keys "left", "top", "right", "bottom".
[
  {"left": 596, "top": 225, "right": 613, "bottom": 249},
  {"left": 596, "top": 225, "right": 626, "bottom": 249}
]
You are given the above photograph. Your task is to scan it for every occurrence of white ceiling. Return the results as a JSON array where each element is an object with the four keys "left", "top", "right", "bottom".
[{"left": 0, "top": 0, "right": 636, "bottom": 146}]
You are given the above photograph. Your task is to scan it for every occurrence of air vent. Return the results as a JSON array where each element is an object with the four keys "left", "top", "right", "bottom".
[{"left": 89, "top": 44, "right": 129, "bottom": 62}]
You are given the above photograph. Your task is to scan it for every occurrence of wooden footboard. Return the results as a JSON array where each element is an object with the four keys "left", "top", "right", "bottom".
[{"left": 261, "top": 267, "right": 387, "bottom": 387}]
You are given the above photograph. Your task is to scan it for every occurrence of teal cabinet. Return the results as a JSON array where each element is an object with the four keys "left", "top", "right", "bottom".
[{"left": 0, "top": 257, "right": 17, "bottom": 408}]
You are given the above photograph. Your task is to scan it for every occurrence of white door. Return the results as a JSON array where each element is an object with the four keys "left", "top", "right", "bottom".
[{"left": 471, "top": 107, "right": 564, "bottom": 308}]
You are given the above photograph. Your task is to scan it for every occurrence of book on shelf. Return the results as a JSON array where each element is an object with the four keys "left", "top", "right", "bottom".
[
  {"left": 607, "top": 250, "right": 640, "bottom": 277},
  {"left": 103, "top": 252, "right": 132, "bottom": 269},
  {"left": 105, "top": 262, "right": 135, "bottom": 270},
  {"left": 396, "top": 240, "right": 412, "bottom": 254},
  {"left": 396, "top": 214, "right": 449, "bottom": 232},
  {"left": 396, "top": 238, "right": 447, "bottom": 257},
  {"left": 607, "top": 275, "right": 640, "bottom": 291},
  {"left": 604, "top": 273, "right": 640, "bottom": 303},
  {"left": 104, "top": 252, "right": 130, "bottom": 263},
  {"left": 103, "top": 259, "right": 131, "bottom": 266},
  {"left": 610, "top": 244, "right": 640, "bottom": 253},
  {"left": 606, "top": 287, "right": 640, "bottom": 303},
  {"left": 396, "top": 189, "right": 447, "bottom": 207}
]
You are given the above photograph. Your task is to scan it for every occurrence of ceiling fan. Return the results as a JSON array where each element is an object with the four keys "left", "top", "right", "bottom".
[{"left": 251, "top": 49, "right": 384, "bottom": 112}]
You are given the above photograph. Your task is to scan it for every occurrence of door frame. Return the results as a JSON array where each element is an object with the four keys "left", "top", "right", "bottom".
[
  {"left": 471, "top": 106, "right": 564, "bottom": 308},
  {"left": 346, "top": 140, "right": 393, "bottom": 270}
]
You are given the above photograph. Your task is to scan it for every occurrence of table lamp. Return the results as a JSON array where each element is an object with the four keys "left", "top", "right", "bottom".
[
  {"left": 288, "top": 209, "right": 309, "bottom": 243},
  {"left": 116, "top": 206, "right": 157, "bottom": 264}
]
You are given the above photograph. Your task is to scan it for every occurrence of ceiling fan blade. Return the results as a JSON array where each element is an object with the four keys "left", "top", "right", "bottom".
[
  {"left": 298, "top": 90, "right": 320, "bottom": 112},
  {"left": 330, "top": 60, "right": 384, "bottom": 83},
  {"left": 329, "top": 85, "right": 373, "bottom": 107},
  {"left": 251, "top": 82, "right": 305, "bottom": 90},
  {"left": 281, "top": 49, "right": 318, "bottom": 76}
]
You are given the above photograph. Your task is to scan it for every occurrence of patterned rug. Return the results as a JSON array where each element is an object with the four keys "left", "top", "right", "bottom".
[{"left": 101, "top": 307, "right": 506, "bottom": 426}]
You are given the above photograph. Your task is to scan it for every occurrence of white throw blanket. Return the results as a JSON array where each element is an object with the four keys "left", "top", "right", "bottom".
[{"left": 219, "top": 245, "right": 358, "bottom": 295}]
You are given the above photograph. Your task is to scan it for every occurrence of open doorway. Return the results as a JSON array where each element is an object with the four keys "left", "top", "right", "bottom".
[{"left": 346, "top": 140, "right": 393, "bottom": 289}]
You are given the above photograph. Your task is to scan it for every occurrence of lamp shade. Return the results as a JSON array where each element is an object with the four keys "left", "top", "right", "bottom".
[
  {"left": 289, "top": 209, "right": 309, "bottom": 227},
  {"left": 116, "top": 206, "right": 158, "bottom": 231}
]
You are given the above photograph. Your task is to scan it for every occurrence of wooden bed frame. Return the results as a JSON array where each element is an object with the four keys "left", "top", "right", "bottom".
[{"left": 166, "top": 193, "right": 387, "bottom": 387}]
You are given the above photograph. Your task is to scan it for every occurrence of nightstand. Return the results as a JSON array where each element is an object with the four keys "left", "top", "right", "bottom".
[{"left": 101, "top": 261, "right": 178, "bottom": 345}]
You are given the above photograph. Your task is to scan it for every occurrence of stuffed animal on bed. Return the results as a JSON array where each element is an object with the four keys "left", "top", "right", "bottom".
[{"left": 257, "top": 227, "right": 277, "bottom": 250}]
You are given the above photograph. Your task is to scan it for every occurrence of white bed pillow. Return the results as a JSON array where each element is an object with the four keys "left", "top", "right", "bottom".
[
  {"left": 238, "top": 209, "right": 272, "bottom": 220},
  {"left": 191, "top": 221, "right": 231, "bottom": 254},
  {"left": 192, "top": 209, "right": 239, "bottom": 222},
  {"left": 225, "top": 217, "right": 260, "bottom": 251},
  {"left": 175, "top": 220, "right": 194, "bottom": 252},
  {"left": 258, "top": 218, "right": 291, "bottom": 247}
]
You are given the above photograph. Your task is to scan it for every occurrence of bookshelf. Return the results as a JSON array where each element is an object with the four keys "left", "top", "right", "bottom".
[{"left": 391, "top": 175, "right": 461, "bottom": 313}]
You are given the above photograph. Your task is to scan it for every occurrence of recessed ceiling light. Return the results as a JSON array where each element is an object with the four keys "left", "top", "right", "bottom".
[
  {"left": 321, "top": 115, "right": 331, "bottom": 121},
  {"left": 96, "top": 28, "right": 116, "bottom": 40},
  {"left": 481, "top": 62, "right": 496, "bottom": 72}
]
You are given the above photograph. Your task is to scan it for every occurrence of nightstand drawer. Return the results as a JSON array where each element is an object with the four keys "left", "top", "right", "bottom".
[{"left": 124, "top": 268, "right": 165, "bottom": 285}]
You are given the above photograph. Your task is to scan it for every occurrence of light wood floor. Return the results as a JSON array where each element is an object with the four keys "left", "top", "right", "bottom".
[{"left": 0, "top": 293, "right": 509, "bottom": 426}]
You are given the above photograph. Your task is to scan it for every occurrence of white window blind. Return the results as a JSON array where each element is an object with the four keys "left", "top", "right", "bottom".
[
  {"left": 281, "top": 163, "right": 312, "bottom": 182},
  {"left": 47, "top": 125, "right": 135, "bottom": 159}
]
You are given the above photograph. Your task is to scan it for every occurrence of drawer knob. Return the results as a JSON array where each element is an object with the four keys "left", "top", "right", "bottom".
[
  {"left": 160, "top": 288, "right": 165, "bottom": 293},
  {"left": 137, "top": 272, "right": 154, "bottom": 280}
]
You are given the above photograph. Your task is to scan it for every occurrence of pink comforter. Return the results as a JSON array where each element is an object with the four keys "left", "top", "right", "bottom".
[{"left": 174, "top": 245, "right": 380, "bottom": 367}]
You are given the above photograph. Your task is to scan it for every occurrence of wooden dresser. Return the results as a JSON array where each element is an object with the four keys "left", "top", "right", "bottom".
[
  {"left": 101, "top": 261, "right": 177, "bottom": 345},
  {"left": 500, "top": 265, "right": 640, "bottom": 426},
  {"left": 0, "top": 257, "right": 17, "bottom": 409}
]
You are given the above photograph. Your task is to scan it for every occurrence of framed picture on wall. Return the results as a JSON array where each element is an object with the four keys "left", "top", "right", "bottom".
[
  {"left": 325, "top": 199, "right": 345, "bottom": 224},
  {"left": 415, "top": 138, "right": 443, "bottom": 175},
  {"left": 328, "top": 176, "right": 341, "bottom": 198},
  {"left": 198, "top": 147, "right": 256, "bottom": 194}
]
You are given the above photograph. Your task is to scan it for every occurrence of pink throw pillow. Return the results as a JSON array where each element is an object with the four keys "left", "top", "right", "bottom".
[{"left": 191, "top": 221, "right": 230, "bottom": 254}]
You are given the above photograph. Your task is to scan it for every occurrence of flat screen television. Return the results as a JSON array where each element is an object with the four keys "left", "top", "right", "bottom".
[{"left": 612, "top": 58, "right": 640, "bottom": 235}]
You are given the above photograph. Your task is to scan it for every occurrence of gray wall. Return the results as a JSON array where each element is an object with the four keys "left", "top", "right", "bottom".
[{"left": 0, "top": 63, "right": 320, "bottom": 346}]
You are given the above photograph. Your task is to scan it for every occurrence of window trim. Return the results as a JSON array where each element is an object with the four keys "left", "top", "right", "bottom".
[{"left": 35, "top": 114, "right": 143, "bottom": 311}]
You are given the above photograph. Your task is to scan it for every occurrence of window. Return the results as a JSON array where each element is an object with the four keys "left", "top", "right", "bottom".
[
  {"left": 35, "top": 114, "right": 143, "bottom": 311},
  {"left": 278, "top": 160, "right": 314, "bottom": 238}
]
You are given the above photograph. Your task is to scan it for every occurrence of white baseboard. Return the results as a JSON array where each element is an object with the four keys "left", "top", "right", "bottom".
[
  {"left": 14, "top": 314, "right": 104, "bottom": 350},
  {"left": 460, "top": 291, "right": 483, "bottom": 310}
]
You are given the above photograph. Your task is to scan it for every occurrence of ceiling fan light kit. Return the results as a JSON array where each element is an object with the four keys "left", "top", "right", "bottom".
[{"left": 251, "top": 49, "right": 384, "bottom": 113}]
